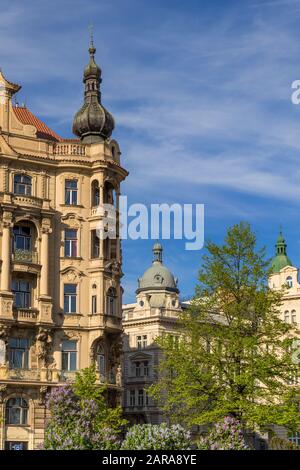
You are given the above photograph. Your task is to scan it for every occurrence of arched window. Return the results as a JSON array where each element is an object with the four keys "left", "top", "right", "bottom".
[
  {"left": 291, "top": 310, "right": 297, "bottom": 324},
  {"left": 286, "top": 276, "right": 293, "bottom": 288},
  {"left": 106, "top": 287, "right": 117, "bottom": 315},
  {"left": 14, "top": 174, "right": 32, "bottom": 196},
  {"left": 96, "top": 343, "right": 105, "bottom": 380},
  {"left": 6, "top": 397, "right": 28, "bottom": 425},
  {"left": 284, "top": 310, "right": 290, "bottom": 323},
  {"left": 91, "top": 180, "right": 100, "bottom": 207}
]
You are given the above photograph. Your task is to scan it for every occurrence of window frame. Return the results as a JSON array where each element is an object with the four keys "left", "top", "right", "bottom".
[
  {"left": 64, "top": 229, "right": 78, "bottom": 258},
  {"left": 12, "top": 280, "right": 31, "bottom": 309},
  {"left": 8, "top": 338, "right": 30, "bottom": 369},
  {"left": 61, "top": 340, "right": 77, "bottom": 371},
  {"left": 5, "top": 397, "right": 29, "bottom": 425},
  {"left": 64, "top": 179, "right": 78, "bottom": 206},
  {"left": 13, "top": 174, "right": 32, "bottom": 196},
  {"left": 63, "top": 284, "right": 77, "bottom": 314}
]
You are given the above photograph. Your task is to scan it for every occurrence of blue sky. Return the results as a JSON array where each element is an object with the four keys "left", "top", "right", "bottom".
[{"left": 2, "top": 0, "right": 300, "bottom": 302}]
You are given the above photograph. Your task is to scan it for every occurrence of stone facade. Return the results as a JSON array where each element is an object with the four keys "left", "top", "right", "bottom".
[{"left": 0, "top": 44, "right": 127, "bottom": 450}]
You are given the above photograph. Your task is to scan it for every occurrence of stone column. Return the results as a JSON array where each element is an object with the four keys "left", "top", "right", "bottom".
[
  {"left": 116, "top": 189, "right": 120, "bottom": 262},
  {"left": 40, "top": 218, "right": 52, "bottom": 297},
  {"left": 0, "top": 211, "right": 13, "bottom": 292},
  {"left": 99, "top": 184, "right": 104, "bottom": 258}
]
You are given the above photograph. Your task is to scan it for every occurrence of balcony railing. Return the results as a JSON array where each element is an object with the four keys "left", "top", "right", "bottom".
[
  {"left": 12, "top": 249, "right": 38, "bottom": 264},
  {"left": 13, "top": 308, "right": 39, "bottom": 321},
  {"left": 7, "top": 368, "right": 40, "bottom": 381},
  {"left": 53, "top": 143, "right": 86, "bottom": 156},
  {"left": 12, "top": 194, "right": 43, "bottom": 209}
]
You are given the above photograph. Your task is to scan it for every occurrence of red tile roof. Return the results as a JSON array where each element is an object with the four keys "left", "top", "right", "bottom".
[{"left": 13, "top": 106, "right": 62, "bottom": 142}]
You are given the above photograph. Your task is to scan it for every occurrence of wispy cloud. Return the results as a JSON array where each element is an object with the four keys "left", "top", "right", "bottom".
[{"left": 1, "top": 0, "right": 300, "bottom": 300}]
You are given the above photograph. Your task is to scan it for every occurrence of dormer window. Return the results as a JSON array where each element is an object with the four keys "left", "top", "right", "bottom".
[
  {"left": 14, "top": 174, "right": 32, "bottom": 196},
  {"left": 286, "top": 276, "right": 293, "bottom": 288}
]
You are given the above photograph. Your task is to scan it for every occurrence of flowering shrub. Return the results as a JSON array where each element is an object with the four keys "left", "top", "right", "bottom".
[
  {"left": 44, "top": 366, "right": 126, "bottom": 450},
  {"left": 197, "top": 416, "right": 249, "bottom": 450},
  {"left": 121, "top": 423, "right": 191, "bottom": 450}
]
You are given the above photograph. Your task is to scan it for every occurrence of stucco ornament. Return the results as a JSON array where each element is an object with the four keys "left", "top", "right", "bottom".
[{"left": 36, "top": 328, "right": 52, "bottom": 366}]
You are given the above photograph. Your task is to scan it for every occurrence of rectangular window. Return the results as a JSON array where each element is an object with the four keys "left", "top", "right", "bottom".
[
  {"left": 64, "top": 229, "right": 78, "bottom": 257},
  {"left": 9, "top": 338, "right": 29, "bottom": 369},
  {"left": 129, "top": 390, "right": 135, "bottom": 406},
  {"left": 65, "top": 180, "right": 78, "bottom": 205},
  {"left": 13, "top": 226, "right": 31, "bottom": 251},
  {"left": 136, "top": 335, "right": 148, "bottom": 349},
  {"left": 143, "top": 361, "right": 149, "bottom": 376},
  {"left": 62, "top": 340, "right": 77, "bottom": 371},
  {"left": 12, "top": 280, "right": 31, "bottom": 308},
  {"left": 145, "top": 390, "right": 149, "bottom": 406},
  {"left": 91, "top": 230, "right": 100, "bottom": 258},
  {"left": 135, "top": 362, "right": 141, "bottom": 377},
  {"left": 14, "top": 174, "right": 32, "bottom": 196},
  {"left": 64, "top": 284, "right": 77, "bottom": 313},
  {"left": 92, "top": 295, "right": 97, "bottom": 314},
  {"left": 138, "top": 389, "right": 144, "bottom": 406}
]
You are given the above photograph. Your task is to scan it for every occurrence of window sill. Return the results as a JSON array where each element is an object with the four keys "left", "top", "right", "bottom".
[
  {"left": 60, "top": 204, "right": 83, "bottom": 208},
  {"left": 5, "top": 424, "right": 30, "bottom": 428},
  {"left": 63, "top": 313, "right": 82, "bottom": 316},
  {"left": 60, "top": 256, "right": 83, "bottom": 261}
]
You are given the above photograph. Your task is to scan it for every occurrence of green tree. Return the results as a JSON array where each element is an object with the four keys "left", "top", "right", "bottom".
[
  {"left": 44, "top": 365, "right": 127, "bottom": 449},
  {"left": 150, "top": 223, "right": 300, "bottom": 432}
]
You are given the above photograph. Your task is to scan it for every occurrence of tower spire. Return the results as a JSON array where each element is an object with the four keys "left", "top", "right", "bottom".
[
  {"left": 89, "top": 24, "right": 96, "bottom": 56},
  {"left": 72, "top": 33, "right": 115, "bottom": 143}
]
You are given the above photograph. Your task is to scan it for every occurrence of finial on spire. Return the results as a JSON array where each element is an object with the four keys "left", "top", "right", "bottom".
[{"left": 88, "top": 24, "right": 96, "bottom": 56}]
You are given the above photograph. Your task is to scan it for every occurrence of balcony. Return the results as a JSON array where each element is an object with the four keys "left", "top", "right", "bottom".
[
  {"left": 104, "top": 314, "right": 122, "bottom": 330},
  {"left": 53, "top": 143, "right": 86, "bottom": 156},
  {"left": 12, "top": 194, "right": 43, "bottom": 210},
  {"left": 12, "top": 249, "right": 38, "bottom": 264},
  {"left": 7, "top": 368, "right": 40, "bottom": 381},
  {"left": 13, "top": 308, "right": 39, "bottom": 322}
]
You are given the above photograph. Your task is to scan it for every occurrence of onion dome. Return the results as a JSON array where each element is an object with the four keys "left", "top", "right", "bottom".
[
  {"left": 137, "top": 243, "right": 179, "bottom": 293},
  {"left": 72, "top": 37, "right": 114, "bottom": 143},
  {"left": 271, "top": 229, "right": 293, "bottom": 273}
]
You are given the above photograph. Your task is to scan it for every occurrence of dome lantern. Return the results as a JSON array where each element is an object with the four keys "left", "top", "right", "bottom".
[{"left": 271, "top": 228, "right": 293, "bottom": 273}]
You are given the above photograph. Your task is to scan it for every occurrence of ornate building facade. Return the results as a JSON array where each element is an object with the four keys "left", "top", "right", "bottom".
[
  {"left": 0, "top": 41, "right": 127, "bottom": 450},
  {"left": 122, "top": 243, "right": 187, "bottom": 425},
  {"left": 269, "top": 230, "right": 300, "bottom": 445}
]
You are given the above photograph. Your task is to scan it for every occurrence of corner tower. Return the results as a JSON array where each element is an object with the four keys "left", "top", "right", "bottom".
[{"left": 0, "top": 39, "right": 128, "bottom": 449}]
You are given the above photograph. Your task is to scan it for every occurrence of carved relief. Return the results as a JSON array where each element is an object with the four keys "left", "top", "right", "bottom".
[
  {"left": 39, "top": 385, "right": 49, "bottom": 405},
  {"left": 35, "top": 327, "right": 52, "bottom": 367},
  {"left": 41, "top": 217, "right": 52, "bottom": 234},
  {"left": 0, "top": 323, "right": 11, "bottom": 341},
  {"left": 0, "top": 384, "right": 7, "bottom": 403}
]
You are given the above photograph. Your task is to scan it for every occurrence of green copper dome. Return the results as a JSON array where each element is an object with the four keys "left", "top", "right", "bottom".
[
  {"left": 271, "top": 229, "right": 293, "bottom": 273},
  {"left": 137, "top": 243, "right": 179, "bottom": 293}
]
